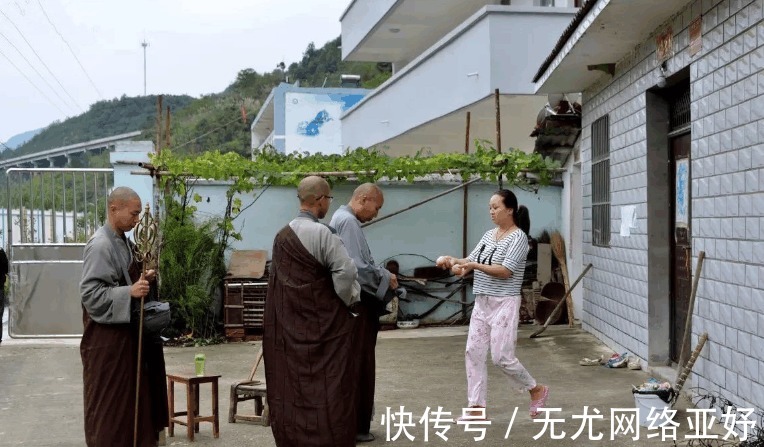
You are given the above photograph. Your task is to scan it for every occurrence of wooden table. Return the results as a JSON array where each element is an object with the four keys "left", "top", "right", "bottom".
[{"left": 167, "top": 372, "right": 221, "bottom": 441}]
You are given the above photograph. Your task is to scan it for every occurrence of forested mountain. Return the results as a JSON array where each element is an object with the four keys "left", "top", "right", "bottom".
[
  {"left": 3, "top": 128, "right": 42, "bottom": 150},
  {"left": 169, "top": 36, "right": 390, "bottom": 156},
  {"left": 4, "top": 37, "right": 390, "bottom": 159}
]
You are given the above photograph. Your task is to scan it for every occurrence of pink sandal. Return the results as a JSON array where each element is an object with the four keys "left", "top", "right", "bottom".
[{"left": 529, "top": 385, "right": 550, "bottom": 418}]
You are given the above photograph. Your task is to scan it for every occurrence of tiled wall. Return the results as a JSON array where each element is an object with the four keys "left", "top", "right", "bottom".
[{"left": 579, "top": 0, "right": 764, "bottom": 410}]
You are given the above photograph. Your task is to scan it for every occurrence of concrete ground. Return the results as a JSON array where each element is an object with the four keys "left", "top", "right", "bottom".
[{"left": 1, "top": 317, "right": 710, "bottom": 446}]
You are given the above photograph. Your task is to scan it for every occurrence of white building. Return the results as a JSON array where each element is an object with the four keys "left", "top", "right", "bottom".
[
  {"left": 339, "top": 0, "right": 582, "bottom": 156},
  {"left": 250, "top": 83, "right": 369, "bottom": 155},
  {"left": 535, "top": 0, "right": 764, "bottom": 411}
]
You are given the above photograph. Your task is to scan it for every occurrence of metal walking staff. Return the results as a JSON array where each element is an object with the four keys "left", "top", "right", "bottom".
[{"left": 132, "top": 203, "right": 159, "bottom": 447}]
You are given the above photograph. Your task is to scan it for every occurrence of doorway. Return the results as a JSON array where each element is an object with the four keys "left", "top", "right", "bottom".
[{"left": 668, "top": 85, "right": 692, "bottom": 363}]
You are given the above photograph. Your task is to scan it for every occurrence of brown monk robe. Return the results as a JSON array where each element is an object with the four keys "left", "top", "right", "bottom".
[
  {"left": 80, "top": 260, "right": 168, "bottom": 447},
  {"left": 263, "top": 225, "right": 360, "bottom": 447},
  {"left": 80, "top": 189, "right": 168, "bottom": 447}
]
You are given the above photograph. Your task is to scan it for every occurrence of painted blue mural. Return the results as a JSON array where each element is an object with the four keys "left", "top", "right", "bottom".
[
  {"left": 297, "top": 110, "right": 333, "bottom": 136},
  {"left": 284, "top": 91, "right": 367, "bottom": 154}
]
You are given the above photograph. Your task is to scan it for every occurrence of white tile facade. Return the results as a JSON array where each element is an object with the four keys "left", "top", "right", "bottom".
[{"left": 579, "top": 0, "right": 764, "bottom": 410}]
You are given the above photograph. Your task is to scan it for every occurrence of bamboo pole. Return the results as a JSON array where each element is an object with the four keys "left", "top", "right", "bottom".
[
  {"left": 462, "top": 112, "right": 471, "bottom": 321},
  {"left": 156, "top": 95, "right": 163, "bottom": 152},
  {"left": 361, "top": 178, "right": 481, "bottom": 228},
  {"left": 165, "top": 106, "right": 171, "bottom": 150},
  {"left": 495, "top": 89, "right": 502, "bottom": 189},
  {"left": 677, "top": 251, "right": 705, "bottom": 370}
]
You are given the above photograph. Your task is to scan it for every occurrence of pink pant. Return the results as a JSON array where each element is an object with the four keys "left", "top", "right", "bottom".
[{"left": 466, "top": 295, "right": 536, "bottom": 407}]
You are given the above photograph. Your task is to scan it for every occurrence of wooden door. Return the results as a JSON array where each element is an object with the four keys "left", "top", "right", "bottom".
[{"left": 670, "top": 132, "right": 691, "bottom": 363}]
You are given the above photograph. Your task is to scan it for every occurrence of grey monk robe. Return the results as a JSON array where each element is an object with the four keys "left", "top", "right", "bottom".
[
  {"left": 330, "top": 205, "right": 394, "bottom": 311},
  {"left": 264, "top": 213, "right": 361, "bottom": 447},
  {"left": 80, "top": 225, "right": 168, "bottom": 447},
  {"left": 330, "top": 204, "right": 400, "bottom": 436}
]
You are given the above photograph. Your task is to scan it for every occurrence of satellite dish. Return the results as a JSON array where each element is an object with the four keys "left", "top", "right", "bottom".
[{"left": 547, "top": 93, "right": 564, "bottom": 107}]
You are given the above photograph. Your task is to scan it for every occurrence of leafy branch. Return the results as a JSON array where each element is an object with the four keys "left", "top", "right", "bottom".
[{"left": 150, "top": 140, "right": 560, "bottom": 188}]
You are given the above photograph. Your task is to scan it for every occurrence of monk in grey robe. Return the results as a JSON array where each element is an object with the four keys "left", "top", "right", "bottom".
[
  {"left": 264, "top": 176, "right": 361, "bottom": 447},
  {"left": 329, "top": 183, "right": 399, "bottom": 443},
  {"left": 80, "top": 186, "right": 168, "bottom": 447}
]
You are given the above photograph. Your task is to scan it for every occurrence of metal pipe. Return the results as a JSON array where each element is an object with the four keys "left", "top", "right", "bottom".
[
  {"left": 83, "top": 172, "right": 88, "bottom": 237},
  {"left": 72, "top": 173, "right": 77, "bottom": 242},
  {"left": 6, "top": 171, "right": 12, "bottom": 252},
  {"left": 62, "top": 172, "right": 67, "bottom": 242},
  {"left": 40, "top": 172, "right": 46, "bottom": 243}
]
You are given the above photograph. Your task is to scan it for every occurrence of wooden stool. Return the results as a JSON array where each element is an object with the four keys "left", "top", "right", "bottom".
[
  {"left": 229, "top": 379, "right": 269, "bottom": 425},
  {"left": 167, "top": 373, "right": 221, "bottom": 441}
]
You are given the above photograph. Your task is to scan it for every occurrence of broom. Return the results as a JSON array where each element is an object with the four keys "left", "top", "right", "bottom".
[{"left": 550, "top": 232, "right": 574, "bottom": 327}]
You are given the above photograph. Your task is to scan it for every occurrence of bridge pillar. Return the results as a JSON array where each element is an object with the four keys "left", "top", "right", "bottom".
[{"left": 51, "top": 154, "right": 69, "bottom": 168}]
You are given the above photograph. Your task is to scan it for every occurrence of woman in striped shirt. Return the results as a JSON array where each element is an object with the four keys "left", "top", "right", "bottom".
[{"left": 436, "top": 189, "right": 549, "bottom": 419}]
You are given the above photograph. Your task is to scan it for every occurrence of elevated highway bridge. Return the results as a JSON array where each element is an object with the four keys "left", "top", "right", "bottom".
[{"left": 0, "top": 131, "right": 142, "bottom": 170}]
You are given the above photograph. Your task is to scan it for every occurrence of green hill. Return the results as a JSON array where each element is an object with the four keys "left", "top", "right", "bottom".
[
  {"left": 4, "top": 37, "right": 390, "bottom": 160},
  {"left": 4, "top": 95, "right": 194, "bottom": 159}
]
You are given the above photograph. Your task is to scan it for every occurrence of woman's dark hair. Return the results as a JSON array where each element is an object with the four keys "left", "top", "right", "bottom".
[{"left": 494, "top": 189, "right": 531, "bottom": 235}]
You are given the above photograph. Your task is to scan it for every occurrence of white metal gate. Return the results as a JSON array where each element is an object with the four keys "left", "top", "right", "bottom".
[{"left": 4, "top": 167, "right": 113, "bottom": 338}]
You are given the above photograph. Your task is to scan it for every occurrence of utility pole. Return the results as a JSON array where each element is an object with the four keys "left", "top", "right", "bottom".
[{"left": 141, "top": 40, "right": 149, "bottom": 95}]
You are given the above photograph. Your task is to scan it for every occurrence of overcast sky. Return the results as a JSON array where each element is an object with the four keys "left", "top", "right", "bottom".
[{"left": 0, "top": 0, "right": 348, "bottom": 143}]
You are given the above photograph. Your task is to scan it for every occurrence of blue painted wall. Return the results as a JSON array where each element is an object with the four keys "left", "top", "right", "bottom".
[{"left": 190, "top": 181, "right": 562, "bottom": 323}]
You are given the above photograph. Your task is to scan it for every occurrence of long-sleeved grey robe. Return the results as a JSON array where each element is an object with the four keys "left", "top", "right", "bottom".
[
  {"left": 79, "top": 225, "right": 168, "bottom": 447},
  {"left": 329, "top": 205, "right": 393, "bottom": 303},
  {"left": 289, "top": 212, "right": 360, "bottom": 306}
]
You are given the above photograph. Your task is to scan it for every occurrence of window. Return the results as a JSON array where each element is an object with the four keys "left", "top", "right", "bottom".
[{"left": 591, "top": 115, "right": 610, "bottom": 247}]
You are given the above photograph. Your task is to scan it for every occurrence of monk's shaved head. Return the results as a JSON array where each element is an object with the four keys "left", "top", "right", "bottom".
[
  {"left": 351, "top": 183, "right": 382, "bottom": 200},
  {"left": 349, "top": 183, "right": 384, "bottom": 223},
  {"left": 107, "top": 186, "right": 140, "bottom": 206},
  {"left": 297, "top": 176, "right": 331, "bottom": 204}
]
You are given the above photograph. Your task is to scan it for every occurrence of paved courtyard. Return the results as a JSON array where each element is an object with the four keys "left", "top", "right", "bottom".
[{"left": 0, "top": 315, "right": 736, "bottom": 446}]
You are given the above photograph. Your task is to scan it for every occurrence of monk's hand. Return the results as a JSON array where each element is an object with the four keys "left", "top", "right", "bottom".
[
  {"left": 389, "top": 273, "right": 398, "bottom": 290},
  {"left": 144, "top": 269, "right": 157, "bottom": 282},
  {"left": 130, "top": 274, "right": 150, "bottom": 299},
  {"left": 436, "top": 256, "right": 453, "bottom": 269}
]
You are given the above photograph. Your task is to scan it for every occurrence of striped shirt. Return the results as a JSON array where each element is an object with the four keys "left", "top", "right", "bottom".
[{"left": 468, "top": 228, "right": 529, "bottom": 297}]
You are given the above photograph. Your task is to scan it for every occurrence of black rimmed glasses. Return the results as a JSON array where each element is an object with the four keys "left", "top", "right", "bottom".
[{"left": 318, "top": 195, "right": 334, "bottom": 203}]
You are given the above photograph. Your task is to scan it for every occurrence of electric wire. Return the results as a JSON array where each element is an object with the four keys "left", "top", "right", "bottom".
[
  {"left": 0, "top": 46, "right": 68, "bottom": 115},
  {"left": 36, "top": 0, "right": 103, "bottom": 99},
  {"left": 0, "top": 30, "right": 77, "bottom": 114},
  {"left": 171, "top": 115, "right": 245, "bottom": 151},
  {"left": 0, "top": 7, "right": 84, "bottom": 111}
]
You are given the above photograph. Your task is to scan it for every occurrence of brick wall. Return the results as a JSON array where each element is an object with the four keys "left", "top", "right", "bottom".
[{"left": 579, "top": 0, "right": 764, "bottom": 409}]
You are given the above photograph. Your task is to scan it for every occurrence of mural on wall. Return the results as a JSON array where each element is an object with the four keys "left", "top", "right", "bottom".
[{"left": 284, "top": 91, "right": 365, "bottom": 155}]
